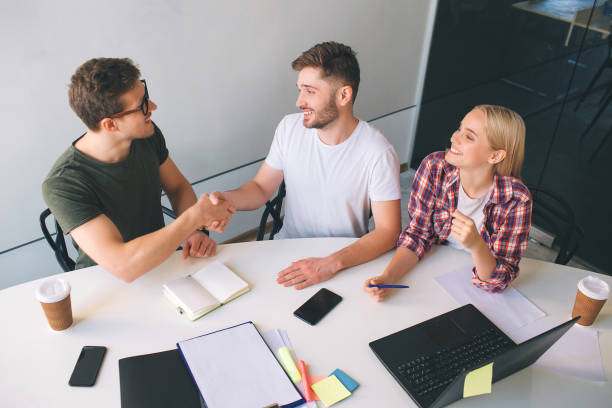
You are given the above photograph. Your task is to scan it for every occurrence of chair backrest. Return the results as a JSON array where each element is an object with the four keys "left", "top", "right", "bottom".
[
  {"left": 39, "top": 208, "right": 76, "bottom": 272},
  {"left": 527, "top": 186, "right": 584, "bottom": 265},
  {"left": 257, "top": 181, "right": 286, "bottom": 241}
]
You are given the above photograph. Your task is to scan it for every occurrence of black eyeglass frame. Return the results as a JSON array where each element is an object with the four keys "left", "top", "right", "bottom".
[{"left": 108, "top": 79, "right": 149, "bottom": 119}]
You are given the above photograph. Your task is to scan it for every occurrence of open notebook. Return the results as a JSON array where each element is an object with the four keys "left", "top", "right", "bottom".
[{"left": 163, "top": 261, "right": 250, "bottom": 320}]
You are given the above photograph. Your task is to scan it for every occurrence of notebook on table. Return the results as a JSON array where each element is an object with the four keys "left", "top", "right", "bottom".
[
  {"left": 163, "top": 261, "right": 250, "bottom": 320},
  {"left": 369, "top": 303, "right": 578, "bottom": 408},
  {"left": 177, "top": 321, "right": 305, "bottom": 408}
]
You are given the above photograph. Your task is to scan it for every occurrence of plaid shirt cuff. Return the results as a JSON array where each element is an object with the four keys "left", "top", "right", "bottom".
[
  {"left": 397, "top": 231, "right": 427, "bottom": 259},
  {"left": 470, "top": 261, "right": 519, "bottom": 293}
]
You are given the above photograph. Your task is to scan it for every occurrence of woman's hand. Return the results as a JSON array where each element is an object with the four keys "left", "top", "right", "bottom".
[{"left": 451, "top": 210, "right": 483, "bottom": 250}]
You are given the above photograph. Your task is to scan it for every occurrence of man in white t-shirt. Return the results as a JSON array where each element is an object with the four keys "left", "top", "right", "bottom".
[{"left": 211, "top": 41, "right": 401, "bottom": 289}]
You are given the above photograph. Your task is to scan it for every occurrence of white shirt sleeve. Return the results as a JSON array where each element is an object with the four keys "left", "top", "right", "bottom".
[
  {"left": 369, "top": 146, "right": 401, "bottom": 202},
  {"left": 264, "top": 118, "right": 285, "bottom": 171}
]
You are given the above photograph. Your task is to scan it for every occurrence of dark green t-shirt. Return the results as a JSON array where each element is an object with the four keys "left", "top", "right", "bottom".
[{"left": 42, "top": 124, "right": 169, "bottom": 269}]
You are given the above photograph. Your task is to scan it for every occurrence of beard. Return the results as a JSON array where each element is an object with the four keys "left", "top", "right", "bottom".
[{"left": 304, "top": 94, "right": 339, "bottom": 129}]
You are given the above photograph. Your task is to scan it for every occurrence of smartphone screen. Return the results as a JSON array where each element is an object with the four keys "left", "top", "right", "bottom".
[
  {"left": 293, "top": 288, "right": 342, "bottom": 325},
  {"left": 69, "top": 346, "right": 107, "bottom": 386}
]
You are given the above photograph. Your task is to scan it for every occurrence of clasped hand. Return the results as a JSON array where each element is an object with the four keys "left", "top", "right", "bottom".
[{"left": 193, "top": 193, "right": 236, "bottom": 233}]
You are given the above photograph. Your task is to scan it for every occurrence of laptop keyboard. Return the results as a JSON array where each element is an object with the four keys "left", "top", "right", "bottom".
[{"left": 396, "top": 328, "right": 513, "bottom": 397}]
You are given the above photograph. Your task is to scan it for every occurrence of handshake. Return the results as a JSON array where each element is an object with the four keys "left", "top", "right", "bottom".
[{"left": 189, "top": 191, "right": 236, "bottom": 233}]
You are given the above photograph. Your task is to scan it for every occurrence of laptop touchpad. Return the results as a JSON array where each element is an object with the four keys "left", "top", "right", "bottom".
[{"left": 422, "top": 317, "right": 465, "bottom": 347}]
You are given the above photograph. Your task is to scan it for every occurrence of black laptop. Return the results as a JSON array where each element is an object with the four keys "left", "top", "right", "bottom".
[{"left": 369, "top": 304, "right": 579, "bottom": 408}]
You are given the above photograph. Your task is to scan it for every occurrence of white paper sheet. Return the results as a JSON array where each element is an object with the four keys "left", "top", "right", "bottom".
[
  {"left": 537, "top": 325, "right": 606, "bottom": 382},
  {"left": 178, "top": 322, "right": 303, "bottom": 408},
  {"left": 507, "top": 320, "right": 606, "bottom": 382},
  {"left": 262, "top": 329, "right": 286, "bottom": 353},
  {"left": 263, "top": 329, "right": 302, "bottom": 377},
  {"left": 434, "top": 266, "right": 546, "bottom": 332}
]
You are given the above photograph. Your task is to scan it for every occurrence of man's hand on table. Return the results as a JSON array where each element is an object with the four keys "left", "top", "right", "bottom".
[
  {"left": 276, "top": 256, "right": 341, "bottom": 290},
  {"left": 182, "top": 230, "right": 217, "bottom": 259}
]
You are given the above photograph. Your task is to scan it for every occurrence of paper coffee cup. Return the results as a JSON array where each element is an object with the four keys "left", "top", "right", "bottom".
[
  {"left": 36, "top": 278, "right": 73, "bottom": 331},
  {"left": 571, "top": 276, "right": 609, "bottom": 326}
]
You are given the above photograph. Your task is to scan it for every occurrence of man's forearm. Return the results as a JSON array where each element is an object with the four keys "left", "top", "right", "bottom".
[
  {"left": 224, "top": 180, "right": 273, "bottom": 211},
  {"left": 107, "top": 209, "right": 205, "bottom": 282},
  {"left": 327, "top": 227, "right": 399, "bottom": 274},
  {"left": 167, "top": 184, "right": 197, "bottom": 217}
]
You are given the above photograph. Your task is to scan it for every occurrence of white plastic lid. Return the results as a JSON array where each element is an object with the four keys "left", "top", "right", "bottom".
[
  {"left": 578, "top": 276, "right": 610, "bottom": 301},
  {"left": 35, "top": 278, "right": 71, "bottom": 303}
]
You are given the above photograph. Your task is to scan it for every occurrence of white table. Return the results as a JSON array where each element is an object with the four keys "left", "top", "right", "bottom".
[{"left": 1, "top": 238, "right": 610, "bottom": 407}]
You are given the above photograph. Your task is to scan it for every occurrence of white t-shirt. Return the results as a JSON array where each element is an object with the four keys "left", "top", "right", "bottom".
[
  {"left": 446, "top": 181, "right": 494, "bottom": 252},
  {"left": 265, "top": 113, "right": 401, "bottom": 239}
]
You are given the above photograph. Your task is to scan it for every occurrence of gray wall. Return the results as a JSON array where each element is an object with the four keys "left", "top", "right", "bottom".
[{"left": 0, "top": 0, "right": 437, "bottom": 289}]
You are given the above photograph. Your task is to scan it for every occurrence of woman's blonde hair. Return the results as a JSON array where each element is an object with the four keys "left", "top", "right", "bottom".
[{"left": 474, "top": 104, "right": 526, "bottom": 178}]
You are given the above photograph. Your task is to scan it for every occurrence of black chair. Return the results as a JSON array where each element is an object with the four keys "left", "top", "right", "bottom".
[
  {"left": 527, "top": 186, "right": 584, "bottom": 265},
  {"left": 39, "top": 208, "right": 75, "bottom": 272},
  {"left": 256, "top": 181, "right": 286, "bottom": 241}
]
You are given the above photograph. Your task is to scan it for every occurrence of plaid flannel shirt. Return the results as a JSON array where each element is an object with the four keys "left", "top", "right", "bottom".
[{"left": 398, "top": 152, "right": 532, "bottom": 292}]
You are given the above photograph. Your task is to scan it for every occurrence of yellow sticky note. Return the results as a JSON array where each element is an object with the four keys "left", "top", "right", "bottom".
[
  {"left": 463, "top": 362, "right": 493, "bottom": 398},
  {"left": 311, "top": 375, "right": 351, "bottom": 406},
  {"left": 278, "top": 347, "right": 301, "bottom": 383}
]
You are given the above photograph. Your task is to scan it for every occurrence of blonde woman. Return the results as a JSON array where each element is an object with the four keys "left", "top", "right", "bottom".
[{"left": 365, "top": 105, "right": 532, "bottom": 301}]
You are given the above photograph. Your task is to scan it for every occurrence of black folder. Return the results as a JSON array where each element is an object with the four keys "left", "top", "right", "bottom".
[{"left": 118, "top": 349, "right": 202, "bottom": 408}]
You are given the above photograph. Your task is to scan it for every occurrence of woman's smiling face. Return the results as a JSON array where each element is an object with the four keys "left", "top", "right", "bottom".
[{"left": 445, "top": 109, "right": 496, "bottom": 171}]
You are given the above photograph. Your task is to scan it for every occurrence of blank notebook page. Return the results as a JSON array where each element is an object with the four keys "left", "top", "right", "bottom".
[
  {"left": 177, "top": 322, "right": 303, "bottom": 408},
  {"left": 164, "top": 276, "right": 218, "bottom": 310},
  {"left": 192, "top": 261, "right": 248, "bottom": 303}
]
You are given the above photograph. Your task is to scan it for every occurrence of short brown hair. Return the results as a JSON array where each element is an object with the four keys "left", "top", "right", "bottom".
[
  {"left": 474, "top": 105, "right": 526, "bottom": 178},
  {"left": 292, "top": 41, "right": 360, "bottom": 103},
  {"left": 68, "top": 58, "right": 141, "bottom": 130}
]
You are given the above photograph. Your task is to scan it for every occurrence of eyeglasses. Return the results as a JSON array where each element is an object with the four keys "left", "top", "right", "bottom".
[{"left": 109, "top": 79, "right": 149, "bottom": 119}]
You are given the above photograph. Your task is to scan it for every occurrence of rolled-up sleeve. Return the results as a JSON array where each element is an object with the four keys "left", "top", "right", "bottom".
[
  {"left": 397, "top": 155, "right": 439, "bottom": 259},
  {"left": 471, "top": 197, "right": 532, "bottom": 292}
]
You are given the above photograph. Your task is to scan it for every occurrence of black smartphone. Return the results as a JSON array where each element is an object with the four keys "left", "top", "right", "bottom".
[
  {"left": 293, "top": 288, "right": 342, "bottom": 325},
  {"left": 68, "top": 346, "right": 107, "bottom": 386}
]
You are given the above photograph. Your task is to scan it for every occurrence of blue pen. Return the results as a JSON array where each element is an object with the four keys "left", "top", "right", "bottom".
[{"left": 367, "top": 284, "right": 410, "bottom": 288}]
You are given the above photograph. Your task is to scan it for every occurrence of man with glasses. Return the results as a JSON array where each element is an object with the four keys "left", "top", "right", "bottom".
[{"left": 42, "top": 58, "right": 234, "bottom": 282}]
